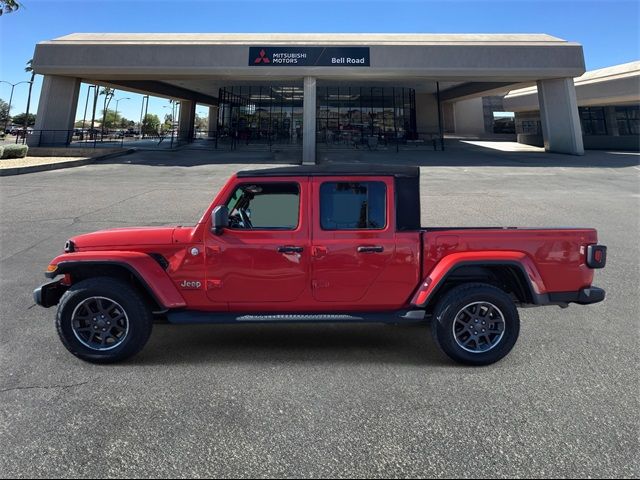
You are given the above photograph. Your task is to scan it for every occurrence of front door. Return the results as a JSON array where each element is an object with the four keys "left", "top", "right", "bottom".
[
  {"left": 205, "top": 178, "right": 310, "bottom": 308},
  {"left": 310, "top": 177, "right": 396, "bottom": 306}
]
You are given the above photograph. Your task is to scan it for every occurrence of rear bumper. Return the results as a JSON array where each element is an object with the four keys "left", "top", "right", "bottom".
[
  {"left": 547, "top": 286, "right": 605, "bottom": 306},
  {"left": 33, "top": 279, "right": 68, "bottom": 308}
]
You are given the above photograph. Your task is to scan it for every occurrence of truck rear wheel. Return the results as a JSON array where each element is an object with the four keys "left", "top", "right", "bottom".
[
  {"left": 56, "top": 277, "right": 153, "bottom": 363},
  {"left": 431, "top": 283, "right": 520, "bottom": 366}
]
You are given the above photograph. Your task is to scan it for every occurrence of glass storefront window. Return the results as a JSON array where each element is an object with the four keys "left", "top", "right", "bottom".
[
  {"left": 316, "top": 86, "right": 416, "bottom": 146},
  {"left": 579, "top": 107, "right": 607, "bottom": 135},
  {"left": 217, "top": 85, "right": 417, "bottom": 146},
  {"left": 518, "top": 120, "right": 540, "bottom": 135},
  {"left": 616, "top": 106, "right": 639, "bottom": 136},
  {"left": 218, "top": 85, "right": 303, "bottom": 145}
]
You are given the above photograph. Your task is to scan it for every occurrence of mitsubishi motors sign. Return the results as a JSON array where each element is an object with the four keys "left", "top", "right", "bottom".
[{"left": 249, "top": 47, "right": 370, "bottom": 67}]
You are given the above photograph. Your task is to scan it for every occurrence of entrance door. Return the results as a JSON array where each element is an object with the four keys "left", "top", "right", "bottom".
[
  {"left": 310, "top": 177, "right": 396, "bottom": 305},
  {"left": 205, "top": 179, "right": 310, "bottom": 308}
]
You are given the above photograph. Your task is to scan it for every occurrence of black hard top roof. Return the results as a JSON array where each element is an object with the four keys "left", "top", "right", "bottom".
[{"left": 237, "top": 164, "right": 419, "bottom": 178}]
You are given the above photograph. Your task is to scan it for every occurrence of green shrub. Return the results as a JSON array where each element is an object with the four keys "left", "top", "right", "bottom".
[
  {"left": 0, "top": 146, "right": 4, "bottom": 158},
  {"left": 1, "top": 144, "right": 28, "bottom": 159}
]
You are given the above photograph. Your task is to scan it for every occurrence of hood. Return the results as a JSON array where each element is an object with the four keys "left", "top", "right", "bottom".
[{"left": 70, "top": 227, "right": 177, "bottom": 250}]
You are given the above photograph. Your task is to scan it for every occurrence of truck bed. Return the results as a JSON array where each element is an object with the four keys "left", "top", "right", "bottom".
[{"left": 420, "top": 227, "right": 598, "bottom": 293}]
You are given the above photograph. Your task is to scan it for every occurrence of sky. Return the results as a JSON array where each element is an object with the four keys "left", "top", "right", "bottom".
[{"left": 0, "top": 0, "right": 638, "bottom": 124}]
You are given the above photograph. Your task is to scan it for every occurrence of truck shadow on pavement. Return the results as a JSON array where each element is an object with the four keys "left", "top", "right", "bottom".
[{"left": 131, "top": 323, "right": 452, "bottom": 367}]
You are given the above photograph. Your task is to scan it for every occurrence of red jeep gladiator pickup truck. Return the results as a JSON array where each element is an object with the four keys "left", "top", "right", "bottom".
[{"left": 34, "top": 165, "right": 606, "bottom": 365}]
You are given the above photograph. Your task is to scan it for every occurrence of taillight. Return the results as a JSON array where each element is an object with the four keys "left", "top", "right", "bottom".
[{"left": 586, "top": 244, "right": 607, "bottom": 269}]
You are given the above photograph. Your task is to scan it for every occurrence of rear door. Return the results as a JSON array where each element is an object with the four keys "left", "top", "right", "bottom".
[{"left": 310, "top": 176, "right": 396, "bottom": 305}]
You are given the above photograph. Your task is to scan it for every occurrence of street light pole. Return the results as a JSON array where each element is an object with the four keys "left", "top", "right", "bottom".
[
  {"left": 114, "top": 97, "right": 130, "bottom": 146},
  {"left": 197, "top": 110, "right": 207, "bottom": 139},
  {"left": 139, "top": 95, "right": 148, "bottom": 138},
  {"left": 1, "top": 80, "right": 32, "bottom": 133},
  {"left": 143, "top": 95, "right": 149, "bottom": 138},
  {"left": 113, "top": 97, "right": 130, "bottom": 130},
  {"left": 163, "top": 101, "right": 176, "bottom": 148},
  {"left": 89, "top": 87, "right": 99, "bottom": 143},
  {"left": 82, "top": 85, "right": 95, "bottom": 130},
  {"left": 81, "top": 85, "right": 95, "bottom": 140},
  {"left": 172, "top": 101, "right": 177, "bottom": 148}
]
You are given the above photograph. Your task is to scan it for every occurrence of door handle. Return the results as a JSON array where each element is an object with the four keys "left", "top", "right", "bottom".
[
  {"left": 277, "top": 245, "right": 304, "bottom": 254},
  {"left": 357, "top": 245, "right": 384, "bottom": 253}
]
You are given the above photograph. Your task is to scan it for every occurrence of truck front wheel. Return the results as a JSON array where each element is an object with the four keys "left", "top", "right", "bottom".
[
  {"left": 56, "top": 277, "right": 153, "bottom": 363},
  {"left": 431, "top": 283, "right": 520, "bottom": 366}
]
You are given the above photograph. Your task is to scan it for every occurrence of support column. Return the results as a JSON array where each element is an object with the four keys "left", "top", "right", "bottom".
[
  {"left": 302, "top": 76, "right": 317, "bottom": 165},
  {"left": 178, "top": 100, "right": 196, "bottom": 142},
  {"left": 208, "top": 105, "right": 218, "bottom": 138},
  {"left": 29, "top": 75, "right": 81, "bottom": 146},
  {"left": 537, "top": 78, "right": 584, "bottom": 155}
]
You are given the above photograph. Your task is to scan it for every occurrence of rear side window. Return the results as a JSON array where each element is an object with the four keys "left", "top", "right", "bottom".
[{"left": 320, "top": 181, "right": 386, "bottom": 230}]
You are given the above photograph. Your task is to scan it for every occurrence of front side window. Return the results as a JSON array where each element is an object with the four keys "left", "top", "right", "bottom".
[
  {"left": 225, "top": 182, "right": 299, "bottom": 230},
  {"left": 320, "top": 181, "right": 386, "bottom": 230}
]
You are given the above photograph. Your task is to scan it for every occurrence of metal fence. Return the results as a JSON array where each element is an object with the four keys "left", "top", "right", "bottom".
[
  {"left": 7, "top": 129, "right": 187, "bottom": 150},
  {"left": 199, "top": 130, "right": 444, "bottom": 152},
  {"left": 316, "top": 130, "right": 444, "bottom": 152},
  {"left": 4, "top": 128, "right": 445, "bottom": 152}
]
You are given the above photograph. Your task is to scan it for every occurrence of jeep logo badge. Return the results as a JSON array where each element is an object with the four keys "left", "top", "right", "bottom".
[{"left": 180, "top": 280, "right": 202, "bottom": 289}]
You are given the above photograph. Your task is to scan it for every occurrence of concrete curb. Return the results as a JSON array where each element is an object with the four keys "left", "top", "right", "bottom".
[{"left": 0, "top": 148, "right": 137, "bottom": 176}]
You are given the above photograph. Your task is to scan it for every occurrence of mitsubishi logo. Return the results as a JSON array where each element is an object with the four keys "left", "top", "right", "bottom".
[{"left": 254, "top": 49, "right": 270, "bottom": 64}]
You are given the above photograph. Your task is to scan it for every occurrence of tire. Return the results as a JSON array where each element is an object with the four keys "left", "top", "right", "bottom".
[
  {"left": 431, "top": 283, "right": 520, "bottom": 366},
  {"left": 56, "top": 277, "right": 153, "bottom": 363}
]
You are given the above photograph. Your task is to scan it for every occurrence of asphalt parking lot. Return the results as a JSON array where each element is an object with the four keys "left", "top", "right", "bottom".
[{"left": 1, "top": 145, "right": 638, "bottom": 478}]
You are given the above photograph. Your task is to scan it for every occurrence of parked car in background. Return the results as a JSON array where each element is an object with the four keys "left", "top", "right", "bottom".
[{"left": 15, "top": 128, "right": 33, "bottom": 138}]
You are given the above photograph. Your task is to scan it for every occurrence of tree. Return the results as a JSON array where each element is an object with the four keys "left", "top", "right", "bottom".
[
  {"left": 0, "top": 0, "right": 20, "bottom": 15},
  {"left": 101, "top": 108, "right": 123, "bottom": 130},
  {"left": 0, "top": 99, "right": 9, "bottom": 126},
  {"left": 99, "top": 87, "right": 115, "bottom": 134},
  {"left": 11, "top": 112, "right": 36, "bottom": 127},
  {"left": 24, "top": 59, "right": 36, "bottom": 131},
  {"left": 141, "top": 113, "right": 160, "bottom": 135}
]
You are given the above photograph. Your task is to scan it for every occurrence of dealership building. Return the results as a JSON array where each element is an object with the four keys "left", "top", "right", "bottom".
[
  {"left": 30, "top": 33, "right": 590, "bottom": 163},
  {"left": 504, "top": 61, "right": 639, "bottom": 151}
]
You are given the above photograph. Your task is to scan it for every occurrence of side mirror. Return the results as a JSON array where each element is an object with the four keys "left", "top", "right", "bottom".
[{"left": 211, "top": 205, "right": 229, "bottom": 235}]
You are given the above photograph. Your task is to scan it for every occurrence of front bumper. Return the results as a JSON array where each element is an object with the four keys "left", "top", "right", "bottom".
[
  {"left": 547, "top": 286, "right": 605, "bottom": 306},
  {"left": 33, "top": 279, "right": 68, "bottom": 308}
]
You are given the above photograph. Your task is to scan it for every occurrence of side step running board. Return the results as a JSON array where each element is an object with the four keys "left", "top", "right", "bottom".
[{"left": 166, "top": 309, "right": 426, "bottom": 325}]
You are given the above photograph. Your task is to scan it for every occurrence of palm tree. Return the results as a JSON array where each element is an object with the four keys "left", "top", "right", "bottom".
[
  {"left": 99, "top": 87, "right": 115, "bottom": 137},
  {"left": 1, "top": 1, "right": 21, "bottom": 16},
  {"left": 23, "top": 59, "right": 35, "bottom": 137}
]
